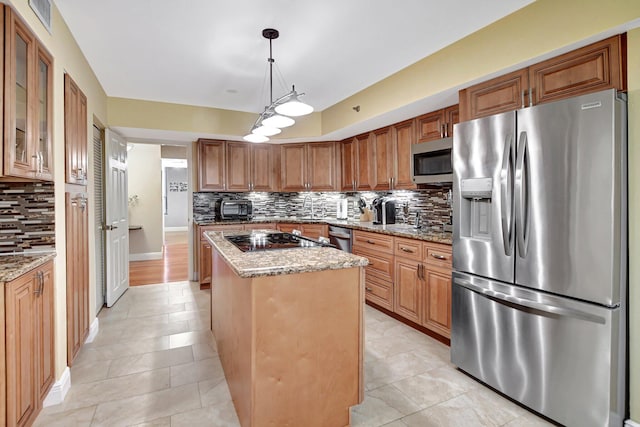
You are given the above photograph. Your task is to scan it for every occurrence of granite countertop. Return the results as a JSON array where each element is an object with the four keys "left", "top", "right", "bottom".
[
  {"left": 0, "top": 251, "right": 57, "bottom": 283},
  {"left": 196, "top": 217, "right": 452, "bottom": 245},
  {"left": 204, "top": 230, "right": 369, "bottom": 279}
]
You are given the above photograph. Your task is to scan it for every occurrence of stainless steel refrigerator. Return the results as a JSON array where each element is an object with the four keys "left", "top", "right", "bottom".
[{"left": 451, "top": 89, "right": 627, "bottom": 427}]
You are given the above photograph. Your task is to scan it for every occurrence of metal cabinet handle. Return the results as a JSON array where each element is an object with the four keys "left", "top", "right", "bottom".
[
  {"left": 529, "top": 87, "right": 533, "bottom": 107},
  {"left": 521, "top": 90, "right": 525, "bottom": 108},
  {"left": 365, "top": 287, "right": 373, "bottom": 292},
  {"left": 34, "top": 271, "right": 44, "bottom": 295},
  {"left": 431, "top": 253, "right": 447, "bottom": 260},
  {"left": 366, "top": 239, "right": 375, "bottom": 244},
  {"left": 400, "top": 247, "right": 414, "bottom": 253}
]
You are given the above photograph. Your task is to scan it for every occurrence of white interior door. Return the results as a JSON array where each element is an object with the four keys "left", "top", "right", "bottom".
[{"left": 104, "top": 129, "right": 129, "bottom": 307}]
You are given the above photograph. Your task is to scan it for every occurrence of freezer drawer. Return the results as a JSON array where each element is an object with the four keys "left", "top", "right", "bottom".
[{"left": 450, "top": 271, "right": 625, "bottom": 427}]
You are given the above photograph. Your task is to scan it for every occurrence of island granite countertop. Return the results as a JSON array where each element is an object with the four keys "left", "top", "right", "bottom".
[
  {"left": 0, "top": 251, "right": 57, "bottom": 283},
  {"left": 196, "top": 217, "right": 452, "bottom": 245},
  {"left": 205, "top": 230, "right": 369, "bottom": 279}
]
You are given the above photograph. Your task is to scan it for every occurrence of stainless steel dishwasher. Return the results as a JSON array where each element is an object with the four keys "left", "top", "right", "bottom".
[{"left": 328, "top": 225, "right": 352, "bottom": 252}]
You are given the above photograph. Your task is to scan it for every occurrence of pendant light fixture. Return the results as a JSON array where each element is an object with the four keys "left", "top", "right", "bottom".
[{"left": 243, "top": 28, "right": 313, "bottom": 143}]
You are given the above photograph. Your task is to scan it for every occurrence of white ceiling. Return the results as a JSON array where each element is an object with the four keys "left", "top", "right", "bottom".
[{"left": 55, "top": 0, "right": 535, "bottom": 142}]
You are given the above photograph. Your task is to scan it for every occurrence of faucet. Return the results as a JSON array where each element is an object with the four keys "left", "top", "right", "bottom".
[{"left": 302, "top": 195, "right": 314, "bottom": 218}]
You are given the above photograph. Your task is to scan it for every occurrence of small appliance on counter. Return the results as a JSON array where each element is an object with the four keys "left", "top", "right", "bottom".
[
  {"left": 215, "top": 197, "right": 253, "bottom": 220},
  {"left": 372, "top": 197, "right": 396, "bottom": 225},
  {"left": 336, "top": 198, "right": 348, "bottom": 220}
]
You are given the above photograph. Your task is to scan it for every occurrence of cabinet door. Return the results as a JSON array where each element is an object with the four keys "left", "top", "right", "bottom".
[
  {"left": 307, "top": 142, "right": 338, "bottom": 191},
  {"left": 529, "top": 34, "right": 626, "bottom": 105},
  {"left": 251, "top": 144, "right": 276, "bottom": 191},
  {"left": 5, "top": 271, "right": 38, "bottom": 427},
  {"left": 458, "top": 68, "right": 529, "bottom": 121},
  {"left": 35, "top": 44, "right": 54, "bottom": 181},
  {"left": 394, "top": 258, "right": 422, "bottom": 324},
  {"left": 340, "top": 138, "right": 356, "bottom": 191},
  {"left": 301, "top": 224, "right": 328, "bottom": 239},
  {"left": 280, "top": 144, "right": 307, "bottom": 192},
  {"left": 277, "top": 223, "right": 299, "bottom": 234},
  {"left": 422, "top": 268, "right": 452, "bottom": 338},
  {"left": 226, "top": 141, "right": 251, "bottom": 191},
  {"left": 200, "top": 240, "right": 212, "bottom": 285},
  {"left": 64, "top": 74, "right": 88, "bottom": 185},
  {"left": 198, "top": 139, "right": 226, "bottom": 191},
  {"left": 4, "top": 9, "right": 37, "bottom": 180},
  {"left": 372, "top": 127, "right": 394, "bottom": 190},
  {"left": 35, "top": 262, "right": 54, "bottom": 401},
  {"left": 416, "top": 110, "right": 445, "bottom": 143},
  {"left": 444, "top": 104, "right": 459, "bottom": 138},
  {"left": 391, "top": 120, "right": 416, "bottom": 190},
  {"left": 355, "top": 133, "right": 373, "bottom": 190}
]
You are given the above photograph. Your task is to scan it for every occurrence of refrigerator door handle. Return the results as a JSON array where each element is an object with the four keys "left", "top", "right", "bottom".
[
  {"left": 453, "top": 277, "right": 606, "bottom": 324},
  {"left": 515, "top": 131, "right": 530, "bottom": 257},
  {"left": 500, "top": 133, "right": 515, "bottom": 256}
]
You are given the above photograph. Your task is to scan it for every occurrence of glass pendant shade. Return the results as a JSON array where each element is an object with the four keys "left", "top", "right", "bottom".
[
  {"left": 252, "top": 124, "right": 281, "bottom": 136},
  {"left": 243, "top": 133, "right": 269, "bottom": 143},
  {"left": 262, "top": 113, "right": 295, "bottom": 128},
  {"left": 275, "top": 93, "right": 314, "bottom": 117}
]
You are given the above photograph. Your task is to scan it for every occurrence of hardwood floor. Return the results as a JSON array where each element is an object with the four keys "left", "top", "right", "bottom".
[{"left": 129, "top": 232, "right": 189, "bottom": 286}]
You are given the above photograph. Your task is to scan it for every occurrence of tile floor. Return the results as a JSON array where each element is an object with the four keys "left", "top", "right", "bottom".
[{"left": 35, "top": 281, "right": 553, "bottom": 427}]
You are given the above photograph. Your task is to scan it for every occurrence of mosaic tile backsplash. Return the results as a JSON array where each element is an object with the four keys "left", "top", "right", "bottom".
[
  {"left": 0, "top": 182, "right": 55, "bottom": 253},
  {"left": 194, "top": 187, "right": 453, "bottom": 232}
]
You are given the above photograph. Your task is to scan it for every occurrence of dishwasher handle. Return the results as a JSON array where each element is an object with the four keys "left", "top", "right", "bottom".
[{"left": 328, "top": 231, "right": 351, "bottom": 239}]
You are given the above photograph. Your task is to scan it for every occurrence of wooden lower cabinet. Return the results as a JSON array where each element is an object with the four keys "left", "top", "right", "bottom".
[
  {"left": 198, "top": 224, "right": 244, "bottom": 287},
  {"left": 3, "top": 260, "right": 54, "bottom": 427},
  {"left": 422, "top": 267, "right": 451, "bottom": 337},
  {"left": 393, "top": 257, "right": 421, "bottom": 324},
  {"left": 276, "top": 223, "right": 328, "bottom": 239},
  {"left": 353, "top": 230, "right": 395, "bottom": 311}
]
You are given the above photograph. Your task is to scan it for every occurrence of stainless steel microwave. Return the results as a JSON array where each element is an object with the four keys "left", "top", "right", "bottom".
[{"left": 411, "top": 137, "right": 453, "bottom": 184}]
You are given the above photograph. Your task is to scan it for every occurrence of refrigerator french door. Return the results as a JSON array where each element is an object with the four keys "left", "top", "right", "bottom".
[{"left": 451, "top": 89, "right": 627, "bottom": 427}]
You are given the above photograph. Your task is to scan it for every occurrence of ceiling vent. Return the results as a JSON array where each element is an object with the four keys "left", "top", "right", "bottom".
[{"left": 29, "top": 0, "right": 52, "bottom": 34}]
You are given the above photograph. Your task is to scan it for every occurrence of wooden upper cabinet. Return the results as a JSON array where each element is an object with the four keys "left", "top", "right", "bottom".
[
  {"left": 529, "top": 34, "right": 626, "bottom": 105},
  {"left": 355, "top": 133, "right": 373, "bottom": 191},
  {"left": 444, "top": 105, "right": 459, "bottom": 138},
  {"left": 340, "top": 137, "right": 356, "bottom": 191},
  {"left": 250, "top": 144, "right": 277, "bottom": 192},
  {"left": 459, "top": 68, "right": 529, "bottom": 122},
  {"left": 198, "top": 139, "right": 226, "bottom": 191},
  {"left": 64, "top": 74, "right": 88, "bottom": 185},
  {"left": 416, "top": 110, "right": 446, "bottom": 143},
  {"left": 307, "top": 141, "right": 338, "bottom": 191},
  {"left": 459, "top": 34, "right": 626, "bottom": 121},
  {"left": 226, "top": 141, "right": 251, "bottom": 191},
  {"left": 280, "top": 143, "right": 307, "bottom": 191},
  {"left": 372, "top": 127, "right": 394, "bottom": 190},
  {"left": 3, "top": 7, "right": 54, "bottom": 181},
  {"left": 392, "top": 120, "right": 416, "bottom": 190}
]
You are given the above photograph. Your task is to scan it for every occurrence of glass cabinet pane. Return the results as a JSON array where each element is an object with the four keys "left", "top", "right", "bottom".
[
  {"left": 15, "top": 34, "right": 28, "bottom": 164},
  {"left": 39, "top": 57, "right": 49, "bottom": 170}
]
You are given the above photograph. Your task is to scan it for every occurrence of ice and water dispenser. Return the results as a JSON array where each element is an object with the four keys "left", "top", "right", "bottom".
[{"left": 459, "top": 178, "right": 493, "bottom": 240}]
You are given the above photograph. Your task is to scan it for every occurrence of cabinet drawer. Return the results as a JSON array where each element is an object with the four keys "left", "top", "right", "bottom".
[
  {"left": 354, "top": 248, "right": 394, "bottom": 282},
  {"left": 353, "top": 230, "right": 394, "bottom": 252},
  {"left": 364, "top": 274, "right": 393, "bottom": 311},
  {"left": 394, "top": 238, "right": 423, "bottom": 261},
  {"left": 424, "top": 243, "right": 452, "bottom": 269}
]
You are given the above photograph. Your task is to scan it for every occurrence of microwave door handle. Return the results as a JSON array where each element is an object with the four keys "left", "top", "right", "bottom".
[
  {"left": 515, "top": 131, "right": 530, "bottom": 257},
  {"left": 500, "top": 134, "right": 515, "bottom": 256}
]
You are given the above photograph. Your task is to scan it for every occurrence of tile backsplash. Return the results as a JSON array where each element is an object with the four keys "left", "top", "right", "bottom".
[
  {"left": 0, "top": 182, "right": 55, "bottom": 253},
  {"left": 194, "top": 186, "right": 453, "bottom": 232}
]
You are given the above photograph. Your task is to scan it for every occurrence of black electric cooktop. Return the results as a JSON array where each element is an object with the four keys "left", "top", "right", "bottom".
[{"left": 225, "top": 231, "right": 332, "bottom": 252}]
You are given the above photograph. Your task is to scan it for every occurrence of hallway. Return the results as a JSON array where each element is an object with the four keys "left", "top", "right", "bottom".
[{"left": 34, "top": 281, "right": 552, "bottom": 426}]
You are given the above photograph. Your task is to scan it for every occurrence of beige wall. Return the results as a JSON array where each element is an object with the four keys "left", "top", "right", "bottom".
[
  {"left": 161, "top": 145, "right": 187, "bottom": 159},
  {"left": 6, "top": 0, "right": 108, "bottom": 380},
  {"left": 127, "top": 144, "right": 163, "bottom": 256}
]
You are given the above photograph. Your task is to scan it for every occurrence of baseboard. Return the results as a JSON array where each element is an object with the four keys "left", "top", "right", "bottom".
[
  {"left": 130, "top": 252, "right": 162, "bottom": 261},
  {"left": 626, "top": 419, "right": 640, "bottom": 427},
  {"left": 85, "top": 317, "right": 99, "bottom": 343},
  {"left": 42, "top": 367, "right": 71, "bottom": 407},
  {"left": 165, "top": 226, "right": 188, "bottom": 232}
]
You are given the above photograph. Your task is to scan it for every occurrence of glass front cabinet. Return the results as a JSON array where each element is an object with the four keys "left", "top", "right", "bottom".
[{"left": 3, "top": 6, "right": 54, "bottom": 181}]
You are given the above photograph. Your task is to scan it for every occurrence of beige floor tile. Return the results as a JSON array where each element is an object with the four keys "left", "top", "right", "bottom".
[
  {"left": 43, "top": 368, "right": 171, "bottom": 415},
  {"left": 89, "top": 335, "right": 171, "bottom": 360},
  {"left": 33, "top": 405, "right": 96, "bottom": 427},
  {"left": 390, "top": 366, "right": 480, "bottom": 408},
  {"left": 198, "top": 376, "right": 233, "bottom": 407},
  {"left": 365, "top": 334, "right": 426, "bottom": 360},
  {"left": 70, "top": 358, "right": 113, "bottom": 385},
  {"left": 169, "top": 309, "right": 209, "bottom": 323},
  {"left": 171, "top": 400, "right": 240, "bottom": 427},
  {"left": 91, "top": 383, "right": 201, "bottom": 427},
  {"left": 118, "top": 319, "right": 191, "bottom": 341},
  {"left": 127, "top": 417, "right": 171, "bottom": 427},
  {"left": 503, "top": 411, "right": 557, "bottom": 426},
  {"left": 351, "top": 384, "right": 423, "bottom": 426},
  {"left": 126, "top": 302, "right": 186, "bottom": 319},
  {"left": 107, "top": 346, "right": 194, "bottom": 378},
  {"left": 365, "top": 351, "right": 439, "bottom": 390},
  {"left": 171, "top": 356, "right": 225, "bottom": 387},
  {"left": 192, "top": 341, "right": 218, "bottom": 361},
  {"left": 169, "top": 330, "right": 214, "bottom": 349}
]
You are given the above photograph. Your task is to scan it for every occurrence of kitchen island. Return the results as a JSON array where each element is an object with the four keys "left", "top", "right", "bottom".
[{"left": 205, "top": 230, "right": 369, "bottom": 427}]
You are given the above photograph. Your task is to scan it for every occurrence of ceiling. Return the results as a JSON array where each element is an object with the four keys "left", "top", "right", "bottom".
[{"left": 55, "top": 0, "right": 535, "bottom": 143}]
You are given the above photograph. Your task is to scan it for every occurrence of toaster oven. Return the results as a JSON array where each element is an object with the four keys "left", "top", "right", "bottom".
[{"left": 215, "top": 198, "right": 253, "bottom": 220}]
